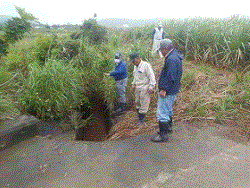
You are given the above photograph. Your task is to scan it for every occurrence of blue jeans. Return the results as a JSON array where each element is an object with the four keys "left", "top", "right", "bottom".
[
  {"left": 116, "top": 78, "right": 127, "bottom": 104},
  {"left": 157, "top": 94, "right": 176, "bottom": 123}
]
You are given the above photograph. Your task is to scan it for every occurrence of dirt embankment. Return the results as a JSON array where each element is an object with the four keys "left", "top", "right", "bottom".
[{"left": 108, "top": 59, "right": 250, "bottom": 144}]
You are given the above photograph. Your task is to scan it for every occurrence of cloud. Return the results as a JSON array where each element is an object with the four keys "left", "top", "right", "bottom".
[{"left": 1, "top": 0, "right": 249, "bottom": 25}]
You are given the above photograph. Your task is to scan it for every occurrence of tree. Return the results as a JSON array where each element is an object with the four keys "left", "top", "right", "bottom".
[
  {"left": 3, "top": 6, "right": 38, "bottom": 43},
  {"left": 14, "top": 6, "right": 38, "bottom": 22},
  {"left": 80, "top": 18, "right": 107, "bottom": 44},
  {"left": 45, "top": 24, "right": 50, "bottom": 29},
  {"left": 3, "top": 17, "right": 31, "bottom": 43}
]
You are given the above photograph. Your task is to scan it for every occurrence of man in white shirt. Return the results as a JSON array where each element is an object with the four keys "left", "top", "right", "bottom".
[
  {"left": 152, "top": 23, "right": 166, "bottom": 57},
  {"left": 129, "top": 52, "right": 156, "bottom": 124}
]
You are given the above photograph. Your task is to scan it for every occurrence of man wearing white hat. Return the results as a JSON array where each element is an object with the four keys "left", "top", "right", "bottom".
[{"left": 151, "top": 23, "right": 166, "bottom": 57}]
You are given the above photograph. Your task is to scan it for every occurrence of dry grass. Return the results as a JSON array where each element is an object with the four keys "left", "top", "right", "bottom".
[
  {"left": 108, "top": 59, "right": 250, "bottom": 142},
  {"left": 108, "top": 109, "right": 158, "bottom": 141}
]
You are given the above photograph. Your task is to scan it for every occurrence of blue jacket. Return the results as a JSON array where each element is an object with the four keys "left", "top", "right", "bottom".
[
  {"left": 158, "top": 49, "right": 183, "bottom": 95},
  {"left": 110, "top": 60, "right": 127, "bottom": 81}
]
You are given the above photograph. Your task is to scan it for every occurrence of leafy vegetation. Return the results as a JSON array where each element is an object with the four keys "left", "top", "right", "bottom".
[
  {"left": 73, "top": 18, "right": 108, "bottom": 44},
  {"left": 0, "top": 66, "right": 20, "bottom": 122},
  {"left": 1, "top": 13, "right": 250, "bottom": 139},
  {"left": 2, "top": 38, "right": 36, "bottom": 71},
  {"left": 3, "top": 17, "right": 31, "bottom": 43},
  {"left": 19, "top": 60, "right": 83, "bottom": 119}
]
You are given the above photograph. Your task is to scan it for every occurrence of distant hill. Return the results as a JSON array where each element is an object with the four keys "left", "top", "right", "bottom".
[
  {"left": 0, "top": 16, "right": 166, "bottom": 28},
  {"left": 0, "top": 15, "right": 13, "bottom": 24},
  {"left": 98, "top": 18, "right": 166, "bottom": 28}
]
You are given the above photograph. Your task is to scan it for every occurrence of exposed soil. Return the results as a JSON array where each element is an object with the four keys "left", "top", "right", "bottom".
[
  {"left": 83, "top": 102, "right": 111, "bottom": 141},
  {"left": 108, "top": 59, "right": 250, "bottom": 144}
]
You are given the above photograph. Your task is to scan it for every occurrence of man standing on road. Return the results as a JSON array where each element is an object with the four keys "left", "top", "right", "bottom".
[
  {"left": 105, "top": 53, "right": 128, "bottom": 114},
  {"left": 152, "top": 23, "right": 166, "bottom": 57},
  {"left": 151, "top": 39, "right": 183, "bottom": 142},
  {"left": 129, "top": 52, "right": 156, "bottom": 124}
]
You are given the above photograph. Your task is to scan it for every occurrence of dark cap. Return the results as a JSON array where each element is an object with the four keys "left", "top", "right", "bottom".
[
  {"left": 129, "top": 52, "right": 139, "bottom": 61},
  {"left": 115, "top": 53, "right": 122, "bottom": 59}
]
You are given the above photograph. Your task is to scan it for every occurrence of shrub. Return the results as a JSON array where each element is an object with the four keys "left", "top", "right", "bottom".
[
  {"left": 19, "top": 60, "right": 84, "bottom": 119},
  {"left": 0, "top": 66, "right": 19, "bottom": 121},
  {"left": 0, "top": 38, "right": 8, "bottom": 56},
  {"left": 0, "top": 66, "right": 12, "bottom": 92},
  {"left": 3, "top": 17, "right": 31, "bottom": 43},
  {"left": 70, "top": 32, "right": 80, "bottom": 40},
  {"left": 181, "top": 70, "right": 196, "bottom": 90},
  {"left": 80, "top": 18, "right": 107, "bottom": 44},
  {"left": 33, "top": 34, "right": 58, "bottom": 63},
  {"left": 130, "top": 41, "right": 152, "bottom": 62},
  {"left": 2, "top": 38, "right": 36, "bottom": 71},
  {"left": 63, "top": 39, "right": 81, "bottom": 58}
]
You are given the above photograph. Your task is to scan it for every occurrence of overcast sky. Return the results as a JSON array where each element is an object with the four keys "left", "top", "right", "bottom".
[{"left": 0, "top": 0, "right": 248, "bottom": 25}]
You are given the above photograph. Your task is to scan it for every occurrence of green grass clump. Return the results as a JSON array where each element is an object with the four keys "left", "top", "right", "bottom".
[
  {"left": 33, "top": 34, "right": 58, "bottom": 63},
  {"left": 0, "top": 66, "right": 19, "bottom": 121},
  {"left": 19, "top": 60, "right": 84, "bottom": 119},
  {"left": 181, "top": 70, "right": 196, "bottom": 89},
  {"left": 2, "top": 38, "right": 36, "bottom": 71},
  {"left": 214, "top": 70, "right": 250, "bottom": 122}
]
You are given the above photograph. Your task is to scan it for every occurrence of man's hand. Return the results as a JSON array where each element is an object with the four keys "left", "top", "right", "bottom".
[
  {"left": 131, "top": 84, "right": 136, "bottom": 90},
  {"left": 159, "top": 90, "right": 166, "bottom": 98},
  {"left": 148, "top": 86, "right": 154, "bottom": 94}
]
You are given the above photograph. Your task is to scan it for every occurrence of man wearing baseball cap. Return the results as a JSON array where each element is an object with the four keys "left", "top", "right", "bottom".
[
  {"left": 129, "top": 52, "right": 156, "bottom": 125},
  {"left": 105, "top": 53, "right": 128, "bottom": 114},
  {"left": 151, "top": 39, "right": 183, "bottom": 142}
]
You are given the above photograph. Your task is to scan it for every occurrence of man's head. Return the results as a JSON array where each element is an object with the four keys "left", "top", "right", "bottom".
[
  {"left": 114, "top": 52, "right": 122, "bottom": 64},
  {"left": 115, "top": 52, "right": 122, "bottom": 60},
  {"left": 129, "top": 52, "right": 141, "bottom": 66},
  {"left": 158, "top": 23, "right": 163, "bottom": 30},
  {"left": 159, "top": 39, "right": 173, "bottom": 57}
]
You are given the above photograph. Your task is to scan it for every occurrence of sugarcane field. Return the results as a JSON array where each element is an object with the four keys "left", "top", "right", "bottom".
[{"left": 0, "top": 4, "right": 250, "bottom": 188}]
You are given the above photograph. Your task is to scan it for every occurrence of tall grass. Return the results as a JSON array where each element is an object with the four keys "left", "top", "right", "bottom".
[
  {"left": 163, "top": 16, "right": 250, "bottom": 68},
  {"left": 2, "top": 38, "right": 36, "bottom": 71},
  {"left": 19, "top": 60, "right": 84, "bottom": 119},
  {"left": 0, "top": 66, "right": 20, "bottom": 122},
  {"left": 1, "top": 15, "right": 250, "bottom": 127}
]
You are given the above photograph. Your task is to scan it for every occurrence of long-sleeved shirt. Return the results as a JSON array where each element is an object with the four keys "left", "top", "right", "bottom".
[
  {"left": 110, "top": 60, "right": 127, "bottom": 81},
  {"left": 158, "top": 49, "right": 183, "bottom": 95},
  {"left": 152, "top": 28, "right": 166, "bottom": 39},
  {"left": 132, "top": 61, "right": 156, "bottom": 91}
]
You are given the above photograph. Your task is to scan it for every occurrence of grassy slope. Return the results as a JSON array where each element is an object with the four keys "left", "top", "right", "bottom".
[{"left": 109, "top": 58, "right": 250, "bottom": 143}]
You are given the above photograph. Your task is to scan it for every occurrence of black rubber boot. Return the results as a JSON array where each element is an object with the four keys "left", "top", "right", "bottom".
[
  {"left": 168, "top": 116, "right": 173, "bottom": 133},
  {"left": 138, "top": 113, "right": 146, "bottom": 123},
  {"left": 136, "top": 108, "right": 139, "bottom": 114},
  {"left": 120, "top": 103, "right": 127, "bottom": 112},
  {"left": 151, "top": 121, "right": 169, "bottom": 142},
  {"left": 170, "top": 116, "right": 173, "bottom": 126},
  {"left": 114, "top": 103, "right": 126, "bottom": 115}
]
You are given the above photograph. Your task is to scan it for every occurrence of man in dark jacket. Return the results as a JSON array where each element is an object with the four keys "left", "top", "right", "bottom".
[
  {"left": 105, "top": 53, "right": 128, "bottom": 114},
  {"left": 151, "top": 39, "right": 183, "bottom": 142}
]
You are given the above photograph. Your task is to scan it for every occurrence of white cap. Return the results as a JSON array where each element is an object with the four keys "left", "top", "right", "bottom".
[{"left": 159, "top": 39, "right": 173, "bottom": 50}]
